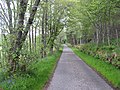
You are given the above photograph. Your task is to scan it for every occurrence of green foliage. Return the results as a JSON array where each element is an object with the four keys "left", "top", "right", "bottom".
[
  {"left": 0, "top": 50, "right": 62, "bottom": 90},
  {"left": 101, "top": 46, "right": 115, "bottom": 51},
  {"left": 76, "top": 43, "right": 120, "bottom": 68},
  {"left": 72, "top": 48, "right": 120, "bottom": 89},
  {"left": 66, "top": 0, "right": 120, "bottom": 46}
]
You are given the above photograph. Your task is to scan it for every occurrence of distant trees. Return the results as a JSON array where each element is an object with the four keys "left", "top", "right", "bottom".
[
  {"left": 66, "top": 0, "right": 120, "bottom": 46},
  {"left": 65, "top": 0, "right": 120, "bottom": 68}
]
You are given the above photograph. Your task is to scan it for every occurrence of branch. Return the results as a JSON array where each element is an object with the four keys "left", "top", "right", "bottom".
[
  {"left": 5, "top": 0, "right": 13, "bottom": 33},
  {"left": 86, "top": 11, "right": 101, "bottom": 29},
  {"left": 23, "top": 0, "right": 41, "bottom": 41},
  {"left": 0, "top": 3, "right": 9, "bottom": 24}
]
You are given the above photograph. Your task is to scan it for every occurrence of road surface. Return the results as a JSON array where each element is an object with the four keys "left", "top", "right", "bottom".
[{"left": 47, "top": 45, "right": 113, "bottom": 90}]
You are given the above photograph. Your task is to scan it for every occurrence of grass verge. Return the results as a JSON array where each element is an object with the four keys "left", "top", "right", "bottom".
[
  {"left": 72, "top": 48, "right": 120, "bottom": 89},
  {"left": 0, "top": 50, "right": 62, "bottom": 90}
]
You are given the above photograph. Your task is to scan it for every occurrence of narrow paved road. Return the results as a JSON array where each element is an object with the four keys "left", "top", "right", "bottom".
[{"left": 47, "top": 45, "right": 113, "bottom": 90}]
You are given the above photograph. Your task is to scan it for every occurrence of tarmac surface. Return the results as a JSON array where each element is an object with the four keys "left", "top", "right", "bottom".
[{"left": 47, "top": 45, "right": 113, "bottom": 90}]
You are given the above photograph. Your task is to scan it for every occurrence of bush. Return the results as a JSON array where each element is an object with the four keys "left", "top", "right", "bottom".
[{"left": 75, "top": 43, "right": 120, "bottom": 68}]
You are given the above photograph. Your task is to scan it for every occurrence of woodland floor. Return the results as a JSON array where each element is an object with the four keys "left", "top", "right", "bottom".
[{"left": 46, "top": 45, "right": 113, "bottom": 90}]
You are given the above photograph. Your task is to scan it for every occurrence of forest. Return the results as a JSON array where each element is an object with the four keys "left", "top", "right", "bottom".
[{"left": 0, "top": 0, "right": 120, "bottom": 90}]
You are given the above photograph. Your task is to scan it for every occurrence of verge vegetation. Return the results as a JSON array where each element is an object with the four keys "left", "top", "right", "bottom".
[
  {"left": 72, "top": 47, "right": 120, "bottom": 89},
  {"left": 0, "top": 50, "right": 62, "bottom": 90}
]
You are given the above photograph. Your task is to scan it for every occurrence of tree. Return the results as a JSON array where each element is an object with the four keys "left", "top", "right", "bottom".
[
  {"left": 66, "top": 0, "right": 120, "bottom": 46},
  {"left": 2, "top": 0, "right": 41, "bottom": 73}
]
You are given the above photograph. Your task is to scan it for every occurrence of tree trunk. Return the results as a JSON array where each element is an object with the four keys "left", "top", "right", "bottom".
[
  {"left": 32, "top": 25, "right": 34, "bottom": 51},
  {"left": 107, "top": 23, "right": 110, "bottom": 46},
  {"left": 29, "top": 31, "right": 31, "bottom": 52},
  {"left": 96, "top": 28, "right": 99, "bottom": 45},
  {"left": 8, "top": 0, "right": 41, "bottom": 73},
  {"left": 44, "top": 0, "right": 48, "bottom": 56},
  {"left": 50, "top": 44, "right": 54, "bottom": 54},
  {"left": 116, "top": 29, "right": 119, "bottom": 46},
  {"left": 41, "top": 7, "right": 45, "bottom": 58},
  {"left": 35, "top": 26, "right": 37, "bottom": 52}
]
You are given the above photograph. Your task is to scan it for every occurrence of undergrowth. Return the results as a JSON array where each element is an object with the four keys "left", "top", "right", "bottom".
[{"left": 0, "top": 50, "right": 62, "bottom": 90}]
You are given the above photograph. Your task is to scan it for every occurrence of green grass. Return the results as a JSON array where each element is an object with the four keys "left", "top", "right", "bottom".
[
  {"left": 0, "top": 50, "right": 62, "bottom": 90},
  {"left": 72, "top": 48, "right": 120, "bottom": 89}
]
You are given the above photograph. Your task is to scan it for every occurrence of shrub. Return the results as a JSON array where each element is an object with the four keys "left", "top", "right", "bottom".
[{"left": 75, "top": 43, "right": 120, "bottom": 68}]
